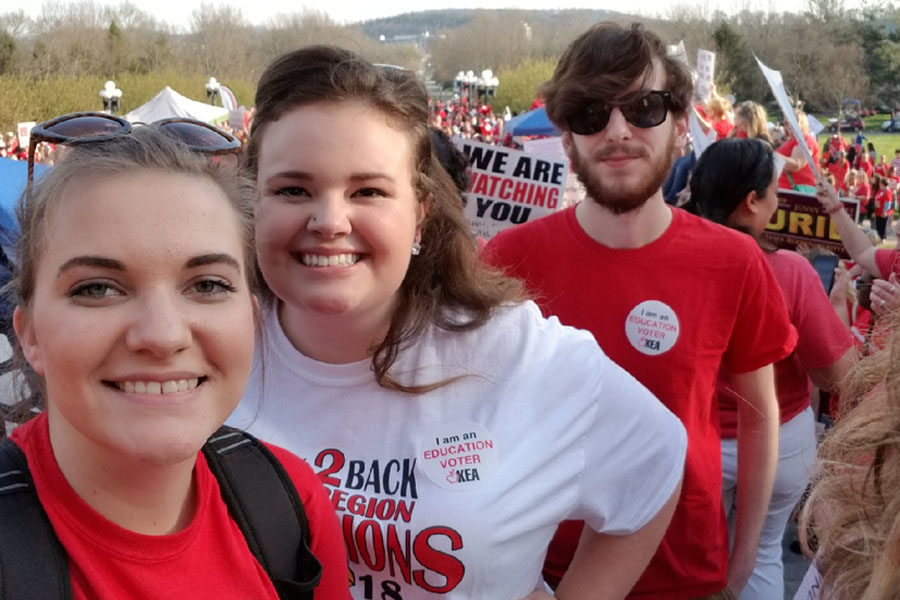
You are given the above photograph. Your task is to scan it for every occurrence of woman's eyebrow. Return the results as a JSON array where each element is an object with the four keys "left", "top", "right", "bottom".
[
  {"left": 57, "top": 256, "right": 124, "bottom": 277},
  {"left": 185, "top": 253, "right": 241, "bottom": 270}
]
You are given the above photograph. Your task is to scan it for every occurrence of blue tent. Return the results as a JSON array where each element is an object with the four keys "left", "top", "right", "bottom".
[
  {"left": 0, "top": 158, "right": 49, "bottom": 260},
  {"left": 504, "top": 106, "right": 560, "bottom": 137}
]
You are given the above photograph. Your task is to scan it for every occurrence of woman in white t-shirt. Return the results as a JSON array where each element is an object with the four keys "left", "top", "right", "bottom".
[{"left": 230, "top": 45, "right": 688, "bottom": 600}]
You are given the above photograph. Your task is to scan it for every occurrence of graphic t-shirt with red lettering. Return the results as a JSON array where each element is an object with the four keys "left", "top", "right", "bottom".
[
  {"left": 231, "top": 301, "right": 686, "bottom": 600},
  {"left": 484, "top": 206, "right": 796, "bottom": 599}
]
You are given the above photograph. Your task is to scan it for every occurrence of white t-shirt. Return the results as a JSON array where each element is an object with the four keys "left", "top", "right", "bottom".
[{"left": 230, "top": 301, "right": 686, "bottom": 599}]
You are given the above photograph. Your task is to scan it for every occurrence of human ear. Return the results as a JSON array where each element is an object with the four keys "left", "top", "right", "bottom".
[
  {"left": 561, "top": 131, "right": 573, "bottom": 156},
  {"left": 415, "top": 200, "right": 429, "bottom": 244},
  {"left": 743, "top": 190, "right": 761, "bottom": 214},
  {"left": 13, "top": 306, "right": 45, "bottom": 376}
]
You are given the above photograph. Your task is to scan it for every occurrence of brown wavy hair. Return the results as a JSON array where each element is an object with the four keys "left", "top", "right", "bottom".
[
  {"left": 800, "top": 310, "right": 900, "bottom": 599},
  {"left": 540, "top": 22, "right": 693, "bottom": 132},
  {"left": 246, "top": 45, "right": 523, "bottom": 393}
]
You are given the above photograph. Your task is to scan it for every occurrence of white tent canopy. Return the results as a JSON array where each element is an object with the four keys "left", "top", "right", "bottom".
[{"left": 125, "top": 86, "right": 229, "bottom": 124}]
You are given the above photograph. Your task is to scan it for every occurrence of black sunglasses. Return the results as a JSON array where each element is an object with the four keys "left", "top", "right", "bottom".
[
  {"left": 28, "top": 111, "right": 242, "bottom": 184},
  {"left": 568, "top": 91, "right": 674, "bottom": 136}
]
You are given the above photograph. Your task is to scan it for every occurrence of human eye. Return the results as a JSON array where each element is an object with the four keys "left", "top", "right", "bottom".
[
  {"left": 273, "top": 185, "right": 310, "bottom": 199},
  {"left": 67, "top": 281, "right": 123, "bottom": 303},
  {"left": 353, "top": 187, "right": 389, "bottom": 198},
  {"left": 187, "top": 277, "right": 238, "bottom": 298}
]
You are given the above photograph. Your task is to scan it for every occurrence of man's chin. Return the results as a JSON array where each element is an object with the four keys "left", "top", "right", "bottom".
[{"left": 589, "top": 193, "right": 651, "bottom": 215}]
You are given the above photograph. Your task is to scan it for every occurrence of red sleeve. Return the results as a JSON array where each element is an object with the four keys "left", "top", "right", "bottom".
[
  {"left": 776, "top": 138, "right": 797, "bottom": 158},
  {"left": 265, "top": 444, "right": 352, "bottom": 600},
  {"left": 789, "top": 257, "right": 855, "bottom": 370},
  {"left": 874, "top": 248, "right": 900, "bottom": 279},
  {"left": 723, "top": 246, "right": 798, "bottom": 373}
]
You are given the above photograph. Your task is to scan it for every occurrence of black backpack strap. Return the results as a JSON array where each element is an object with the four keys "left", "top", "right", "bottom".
[
  {"left": 203, "top": 426, "right": 322, "bottom": 600},
  {"left": 0, "top": 437, "right": 72, "bottom": 600}
]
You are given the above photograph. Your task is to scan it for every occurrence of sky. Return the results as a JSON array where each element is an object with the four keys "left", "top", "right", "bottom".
[{"left": 5, "top": 0, "right": 820, "bottom": 30}]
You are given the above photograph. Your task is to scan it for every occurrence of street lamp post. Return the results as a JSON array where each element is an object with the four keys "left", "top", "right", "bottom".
[
  {"left": 98, "top": 80, "right": 123, "bottom": 114},
  {"left": 205, "top": 77, "right": 221, "bottom": 105},
  {"left": 478, "top": 70, "right": 499, "bottom": 103}
]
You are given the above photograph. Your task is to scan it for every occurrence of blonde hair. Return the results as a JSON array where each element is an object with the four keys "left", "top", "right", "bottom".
[
  {"left": 734, "top": 101, "right": 772, "bottom": 144},
  {"left": 708, "top": 95, "right": 731, "bottom": 119},
  {"left": 800, "top": 311, "right": 900, "bottom": 599},
  {"left": 794, "top": 109, "right": 811, "bottom": 135}
]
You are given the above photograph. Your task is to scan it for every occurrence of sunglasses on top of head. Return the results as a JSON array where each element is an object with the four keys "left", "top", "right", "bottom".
[
  {"left": 568, "top": 90, "right": 674, "bottom": 136},
  {"left": 27, "top": 111, "right": 242, "bottom": 184}
]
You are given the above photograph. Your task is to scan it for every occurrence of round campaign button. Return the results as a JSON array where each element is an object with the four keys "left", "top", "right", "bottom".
[
  {"left": 624, "top": 300, "right": 680, "bottom": 356},
  {"left": 419, "top": 422, "right": 498, "bottom": 491}
]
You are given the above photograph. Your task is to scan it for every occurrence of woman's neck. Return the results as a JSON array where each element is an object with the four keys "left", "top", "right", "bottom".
[
  {"left": 276, "top": 299, "right": 395, "bottom": 364},
  {"left": 48, "top": 411, "right": 197, "bottom": 535}
]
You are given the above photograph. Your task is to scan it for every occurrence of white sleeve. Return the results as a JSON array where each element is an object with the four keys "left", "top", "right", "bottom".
[{"left": 570, "top": 353, "right": 687, "bottom": 535}]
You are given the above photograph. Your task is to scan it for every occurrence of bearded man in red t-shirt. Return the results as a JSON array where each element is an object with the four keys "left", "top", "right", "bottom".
[{"left": 485, "top": 21, "right": 795, "bottom": 600}]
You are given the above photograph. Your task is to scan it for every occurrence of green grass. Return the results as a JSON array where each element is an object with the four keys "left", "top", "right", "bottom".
[
  {"left": 863, "top": 133, "right": 900, "bottom": 161},
  {"left": 807, "top": 114, "right": 900, "bottom": 159},
  {"left": 814, "top": 128, "right": 900, "bottom": 161}
]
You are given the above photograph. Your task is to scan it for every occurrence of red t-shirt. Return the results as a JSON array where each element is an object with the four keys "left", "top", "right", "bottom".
[
  {"left": 484, "top": 206, "right": 796, "bottom": 599},
  {"left": 718, "top": 250, "right": 853, "bottom": 437},
  {"left": 874, "top": 188, "right": 894, "bottom": 217},
  {"left": 853, "top": 182, "right": 871, "bottom": 202},
  {"left": 777, "top": 134, "right": 820, "bottom": 188},
  {"left": 11, "top": 414, "right": 351, "bottom": 600},
  {"left": 859, "top": 161, "right": 874, "bottom": 179},
  {"left": 875, "top": 248, "right": 900, "bottom": 278},
  {"left": 712, "top": 119, "right": 733, "bottom": 140},
  {"left": 830, "top": 136, "right": 848, "bottom": 152},
  {"left": 828, "top": 161, "right": 850, "bottom": 190}
]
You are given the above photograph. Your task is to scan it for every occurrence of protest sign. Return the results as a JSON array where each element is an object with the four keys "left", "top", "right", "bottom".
[
  {"left": 522, "top": 137, "right": 583, "bottom": 208},
  {"left": 17, "top": 122, "right": 35, "bottom": 149},
  {"left": 696, "top": 50, "right": 715, "bottom": 101},
  {"left": 689, "top": 110, "right": 716, "bottom": 160},
  {"left": 762, "top": 190, "right": 859, "bottom": 258},
  {"left": 755, "top": 56, "right": 819, "bottom": 179},
  {"left": 667, "top": 41, "right": 688, "bottom": 66},
  {"left": 457, "top": 139, "right": 567, "bottom": 239}
]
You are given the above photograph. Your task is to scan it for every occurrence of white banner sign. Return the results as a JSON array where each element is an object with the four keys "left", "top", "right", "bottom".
[
  {"left": 456, "top": 139, "right": 567, "bottom": 239},
  {"left": 667, "top": 41, "right": 688, "bottom": 66},
  {"left": 696, "top": 50, "right": 716, "bottom": 101},
  {"left": 522, "top": 137, "right": 583, "bottom": 208},
  {"left": 690, "top": 111, "right": 717, "bottom": 160},
  {"left": 755, "top": 56, "right": 820, "bottom": 179},
  {"left": 17, "top": 121, "right": 35, "bottom": 149}
]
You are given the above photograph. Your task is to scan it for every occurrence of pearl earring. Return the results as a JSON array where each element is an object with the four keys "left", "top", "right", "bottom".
[{"left": 411, "top": 242, "right": 422, "bottom": 256}]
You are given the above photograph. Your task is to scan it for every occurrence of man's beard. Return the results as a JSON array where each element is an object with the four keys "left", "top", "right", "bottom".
[{"left": 569, "top": 130, "right": 675, "bottom": 214}]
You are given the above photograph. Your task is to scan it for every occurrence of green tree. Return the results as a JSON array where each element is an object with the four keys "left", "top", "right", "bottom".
[
  {"left": 711, "top": 22, "right": 763, "bottom": 104},
  {"left": 492, "top": 58, "right": 556, "bottom": 114},
  {"left": 0, "top": 32, "right": 15, "bottom": 75}
]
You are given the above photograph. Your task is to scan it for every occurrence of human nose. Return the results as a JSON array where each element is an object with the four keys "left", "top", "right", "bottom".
[
  {"left": 602, "top": 107, "right": 632, "bottom": 141},
  {"left": 125, "top": 289, "right": 192, "bottom": 357},
  {"left": 307, "top": 195, "right": 351, "bottom": 238}
]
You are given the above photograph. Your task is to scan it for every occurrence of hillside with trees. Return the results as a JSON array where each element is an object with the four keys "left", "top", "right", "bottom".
[{"left": 0, "top": 1, "right": 899, "bottom": 131}]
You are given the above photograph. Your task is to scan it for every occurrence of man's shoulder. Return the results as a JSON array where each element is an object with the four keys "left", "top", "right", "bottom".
[{"left": 486, "top": 206, "right": 573, "bottom": 253}]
